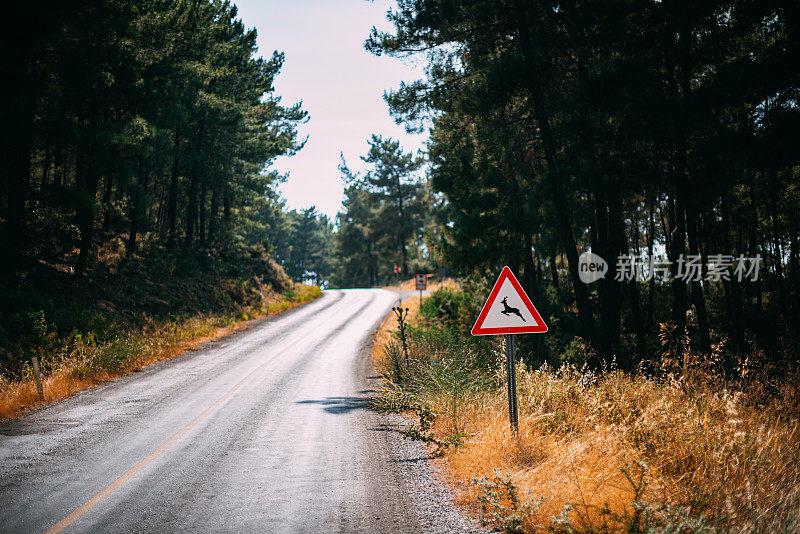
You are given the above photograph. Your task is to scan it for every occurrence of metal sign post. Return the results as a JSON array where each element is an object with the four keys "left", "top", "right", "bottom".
[
  {"left": 505, "top": 335, "right": 519, "bottom": 431},
  {"left": 471, "top": 267, "right": 548, "bottom": 432},
  {"left": 415, "top": 274, "right": 427, "bottom": 305}
]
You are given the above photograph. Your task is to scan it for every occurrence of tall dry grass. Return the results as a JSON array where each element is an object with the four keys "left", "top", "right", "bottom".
[
  {"left": 371, "top": 278, "right": 456, "bottom": 371},
  {"left": 432, "top": 363, "right": 800, "bottom": 532},
  {"left": 373, "top": 287, "right": 800, "bottom": 533},
  {"left": 372, "top": 297, "right": 421, "bottom": 371}
]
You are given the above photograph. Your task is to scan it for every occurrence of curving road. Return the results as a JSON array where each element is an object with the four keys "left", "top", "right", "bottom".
[{"left": 0, "top": 289, "right": 427, "bottom": 533}]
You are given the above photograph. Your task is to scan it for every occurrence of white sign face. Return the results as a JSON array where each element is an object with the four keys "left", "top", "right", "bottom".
[
  {"left": 478, "top": 277, "right": 540, "bottom": 329},
  {"left": 415, "top": 274, "right": 427, "bottom": 290},
  {"left": 471, "top": 266, "right": 548, "bottom": 336}
]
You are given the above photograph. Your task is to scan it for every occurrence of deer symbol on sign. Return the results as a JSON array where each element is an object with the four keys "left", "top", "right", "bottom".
[{"left": 500, "top": 297, "right": 526, "bottom": 322}]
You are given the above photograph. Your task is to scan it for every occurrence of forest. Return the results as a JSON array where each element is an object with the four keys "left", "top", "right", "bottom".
[
  {"left": 363, "top": 3, "right": 800, "bottom": 530},
  {"left": 361, "top": 0, "right": 800, "bottom": 371},
  {"left": 2, "top": 0, "right": 798, "bottom": 376},
  {"left": 4, "top": 1, "right": 309, "bottom": 273},
  {"left": 0, "top": 0, "right": 320, "bottom": 385}
]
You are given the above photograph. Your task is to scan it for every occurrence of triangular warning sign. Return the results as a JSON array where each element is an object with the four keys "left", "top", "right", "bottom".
[{"left": 471, "top": 266, "right": 548, "bottom": 336}]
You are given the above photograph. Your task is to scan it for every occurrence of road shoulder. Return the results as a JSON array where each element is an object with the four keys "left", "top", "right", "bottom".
[{"left": 356, "top": 318, "right": 487, "bottom": 534}]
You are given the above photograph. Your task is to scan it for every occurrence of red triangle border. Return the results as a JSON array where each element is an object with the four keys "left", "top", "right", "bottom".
[{"left": 471, "top": 266, "right": 548, "bottom": 336}]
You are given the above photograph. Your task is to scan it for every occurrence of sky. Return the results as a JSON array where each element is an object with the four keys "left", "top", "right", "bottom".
[{"left": 232, "top": 0, "right": 427, "bottom": 220}]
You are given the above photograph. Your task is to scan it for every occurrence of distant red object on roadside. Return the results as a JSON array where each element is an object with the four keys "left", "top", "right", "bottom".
[{"left": 393, "top": 265, "right": 401, "bottom": 274}]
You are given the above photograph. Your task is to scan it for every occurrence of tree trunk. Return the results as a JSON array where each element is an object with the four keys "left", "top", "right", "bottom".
[
  {"left": 198, "top": 180, "right": 207, "bottom": 247},
  {"left": 102, "top": 173, "right": 113, "bottom": 233},
  {"left": 595, "top": 187, "right": 614, "bottom": 358},
  {"left": 128, "top": 159, "right": 149, "bottom": 257},
  {"left": 40, "top": 147, "right": 52, "bottom": 193},
  {"left": 721, "top": 192, "right": 745, "bottom": 351},
  {"left": 75, "top": 151, "right": 100, "bottom": 274},
  {"left": 53, "top": 149, "right": 64, "bottom": 190},
  {"left": 748, "top": 175, "right": 762, "bottom": 313},
  {"left": 167, "top": 128, "right": 181, "bottom": 246},
  {"left": 662, "top": 17, "right": 694, "bottom": 365},
  {"left": 603, "top": 195, "right": 625, "bottom": 358},
  {"left": 674, "top": 15, "right": 711, "bottom": 357},
  {"left": 770, "top": 172, "right": 784, "bottom": 307},
  {"left": 223, "top": 186, "right": 231, "bottom": 222},
  {"left": 667, "top": 23, "right": 692, "bottom": 351},
  {"left": 523, "top": 231, "right": 546, "bottom": 357},
  {"left": 667, "top": 193, "right": 689, "bottom": 338},
  {"left": 622, "top": 211, "right": 648, "bottom": 363},
  {"left": 209, "top": 186, "right": 219, "bottom": 240},
  {"left": 647, "top": 194, "right": 656, "bottom": 328},
  {"left": 685, "top": 190, "right": 711, "bottom": 355},
  {"left": 513, "top": 8, "right": 596, "bottom": 350},
  {"left": 185, "top": 172, "right": 198, "bottom": 249},
  {"left": 184, "top": 128, "right": 203, "bottom": 249},
  {"left": 549, "top": 252, "right": 560, "bottom": 292},
  {"left": 790, "top": 206, "right": 798, "bottom": 289}
]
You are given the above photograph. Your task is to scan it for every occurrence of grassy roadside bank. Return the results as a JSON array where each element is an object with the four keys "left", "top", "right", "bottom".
[
  {"left": 372, "top": 285, "right": 800, "bottom": 533},
  {"left": 0, "top": 249, "right": 321, "bottom": 421}
]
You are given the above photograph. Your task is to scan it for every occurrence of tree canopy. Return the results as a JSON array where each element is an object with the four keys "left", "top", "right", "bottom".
[
  {"left": 332, "top": 135, "right": 433, "bottom": 287},
  {"left": 1, "top": 0, "right": 307, "bottom": 274},
  {"left": 368, "top": 0, "right": 800, "bottom": 368}
]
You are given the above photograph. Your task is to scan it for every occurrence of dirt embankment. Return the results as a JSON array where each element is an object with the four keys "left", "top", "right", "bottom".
[{"left": 0, "top": 248, "right": 321, "bottom": 420}]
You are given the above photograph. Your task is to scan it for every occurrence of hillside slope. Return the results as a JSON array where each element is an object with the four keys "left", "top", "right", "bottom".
[{"left": 0, "top": 244, "right": 320, "bottom": 419}]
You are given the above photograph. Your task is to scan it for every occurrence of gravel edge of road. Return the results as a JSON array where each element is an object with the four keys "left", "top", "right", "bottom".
[
  {"left": 359, "top": 327, "right": 490, "bottom": 534},
  {"left": 378, "top": 412, "right": 491, "bottom": 534}
]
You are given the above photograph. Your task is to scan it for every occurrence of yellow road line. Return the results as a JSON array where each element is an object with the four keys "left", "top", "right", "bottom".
[
  {"left": 43, "top": 377, "right": 245, "bottom": 534},
  {"left": 43, "top": 293, "right": 354, "bottom": 534}
]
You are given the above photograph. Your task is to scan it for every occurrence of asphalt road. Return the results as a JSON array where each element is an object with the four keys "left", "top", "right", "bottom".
[{"left": 0, "top": 289, "right": 429, "bottom": 533}]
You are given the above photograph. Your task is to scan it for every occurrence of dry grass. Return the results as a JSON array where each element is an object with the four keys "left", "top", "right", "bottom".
[
  {"left": 372, "top": 277, "right": 458, "bottom": 367},
  {"left": 372, "top": 278, "right": 457, "bottom": 373},
  {"left": 0, "top": 284, "right": 322, "bottom": 421},
  {"left": 383, "top": 275, "right": 458, "bottom": 292},
  {"left": 372, "top": 296, "right": 421, "bottom": 371},
  {"left": 372, "top": 287, "right": 800, "bottom": 533},
  {"left": 427, "top": 367, "right": 663, "bottom": 532},
  {"left": 417, "top": 363, "right": 800, "bottom": 533},
  {"left": 446, "top": 418, "right": 645, "bottom": 529}
]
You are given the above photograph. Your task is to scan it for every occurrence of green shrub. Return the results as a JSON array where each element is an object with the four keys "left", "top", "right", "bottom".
[{"left": 419, "top": 286, "right": 476, "bottom": 330}]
